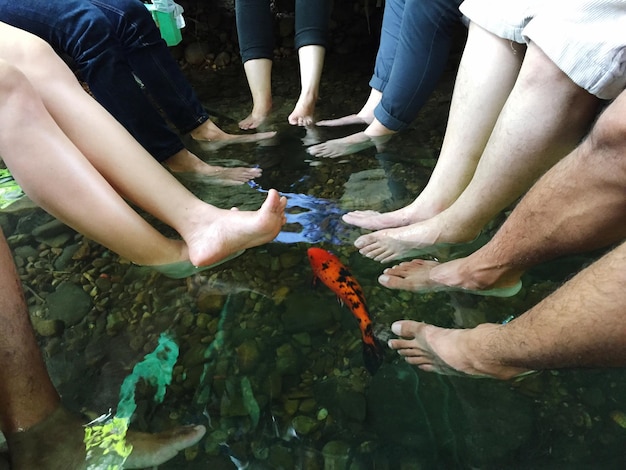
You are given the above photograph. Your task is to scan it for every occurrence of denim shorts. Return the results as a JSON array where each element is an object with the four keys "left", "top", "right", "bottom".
[{"left": 460, "top": 0, "right": 626, "bottom": 99}]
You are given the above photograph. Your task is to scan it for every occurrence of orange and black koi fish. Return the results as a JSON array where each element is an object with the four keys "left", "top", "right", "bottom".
[{"left": 307, "top": 247, "right": 385, "bottom": 375}]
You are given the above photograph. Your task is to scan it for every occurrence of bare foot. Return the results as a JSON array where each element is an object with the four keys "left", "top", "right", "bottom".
[
  {"left": 315, "top": 114, "right": 370, "bottom": 127},
  {"left": 125, "top": 425, "right": 206, "bottom": 469},
  {"left": 378, "top": 258, "right": 522, "bottom": 296},
  {"left": 388, "top": 320, "right": 530, "bottom": 379},
  {"left": 183, "top": 188, "right": 287, "bottom": 267},
  {"left": 378, "top": 259, "right": 443, "bottom": 291},
  {"left": 164, "top": 150, "right": 262, "bottom": 185},
  {"left": 6, "top": 406, "right": 206, "bottom": 470},
  {"left": 342, "top": 205, "right": 431, "bottom": 231},
  {"left": 316, "top": 88, "right": 380, "bottom": 127},
  {"left": 288, "top": 92, "right": 317, "bottom": 127},
  {"left": 192, "top": 133, "right": 277, "bottom": 151},
  {"left": 190, "top": 119, "right": 276, "bottom": 148},
  {"left": 239, "top": 103, "right": 272, "bottom": 130},
  {"left": 353, "top": 215, "right": 478, "bottom": 263},
  {"left": 354, "top": 218, "right": 442, "bottom": 263},
  {"left": 306, "top": 132, "right": 391, "bottom": 158}
]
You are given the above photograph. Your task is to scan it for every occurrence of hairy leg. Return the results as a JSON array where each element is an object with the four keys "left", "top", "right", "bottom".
[
  {"left": 354, "top": 40, "right": 599, "bottom": 263},
  {"left": 0, "top": 230, "right": 59, "bottom": 436},
  {"left": 389, "top": 240, "right": 626, "bottom": 378},
  {"left": 422, "top": 91, "right": 626, "bottom": 292}
]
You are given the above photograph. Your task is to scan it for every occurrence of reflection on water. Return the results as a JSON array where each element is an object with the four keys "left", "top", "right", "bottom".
[
  {"left": 4, "top": 53, "right": 626, "bottom": 469},
  {"left": 253, "top": 181, "right": 351, "bottom": 245}
]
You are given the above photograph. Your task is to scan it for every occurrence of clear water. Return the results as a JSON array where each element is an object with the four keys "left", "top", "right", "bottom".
[{"left": 5, "top": 52, "right": 626, "bottom": 469}]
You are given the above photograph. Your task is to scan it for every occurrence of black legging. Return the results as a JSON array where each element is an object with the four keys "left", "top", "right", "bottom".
[{"left": 235, "top": 0, "right": 332, "bottom": 63}]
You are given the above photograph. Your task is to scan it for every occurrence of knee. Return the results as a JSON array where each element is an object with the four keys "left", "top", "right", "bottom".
[
  {"left": 0, "top": 60, "right": 32, "bottom": 100},
  {"left": 587, "top": 95, "right": 626, "bottom": 151}
]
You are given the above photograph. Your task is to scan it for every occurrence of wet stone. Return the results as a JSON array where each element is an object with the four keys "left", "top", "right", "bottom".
[
  {"left": 292, "top": 415, "right": 320, "bottom": 435},
  {"left": 236, "top": 339, "right": 261, "bottom": 373},
  {"left": 30, "top": 316, "right": 64, "bottom": 337},
  {"left": 46, "top": 281, "right": 92, "bottom": 327}
]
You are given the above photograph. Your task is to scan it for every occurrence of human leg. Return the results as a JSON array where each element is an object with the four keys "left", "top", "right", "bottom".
[
  {"left": 309, "top": 0, "right": 462, "bottom": 157},
  {"left": 315, "top": 0, "right": 405, "bottom": 129},
  {"left": 355, "top": 40, "right": 599, "bottom": 263},
  {"left": 0, "top": 0, "right": 265, "bottom": 186},
  {"left": 388, "top": 238, "right": 626, "bottom": 379},
  {"left": 0, "top": 227, "right": 205, "bottom": 469},
  {"left": 236, "top": 0, "right": 274, "bottom": 129},
  {"left": 287, "top": 0, "right": 331, "bottom": 126},
  {"left": 381, "top": 89, "right": 626, "bottom": 293},
  {"left": 315, "top": 88, "right": 382, "bottom": 127},
  {"left": 288, "top": 44, "right": 325, "bottom": 126},
  {"left": 90, "top": 0, "right": 276, "bottom": 147},
  {"left": 343, "top": 22, "right": 524, "bottom": 230},
  {"left": 239, "top": 58, "right": 273, "bottom": 129},
  {"left": 0, "top": 24, "right": 286, "bottom": 268}
]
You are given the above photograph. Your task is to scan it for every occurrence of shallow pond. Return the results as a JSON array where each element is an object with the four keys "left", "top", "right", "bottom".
[{"left": 3, "top": 49, "right": 626, "bottom": 469}]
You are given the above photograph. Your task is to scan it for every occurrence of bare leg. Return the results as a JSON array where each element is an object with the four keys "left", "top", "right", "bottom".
[
  {"left": 355, "top": 40, "right": 599, "bottom": 263},
  {"left": 343, "top": 23, "right": 525, "bottom": 230},
  {"left": 239, "top": 58, "right": 273, "bottom": 130},
  {"left": 388, "top": 239, "right": 626, "bottom": 379},
  {"left": 288, "top": 45, "right": 325, "bottom": 126},
  {"left": 383, "top": 91, "right": 626, "bottom": 293},
  {"left": 315, "top": 88, "right": 381, "bottom": 127},
  {"left": 0, "top": 25, "right": 286, "bottom": 268},
  {"left": 0, "top": 231, "right": 59, "bottom": 436},
  {"left": 0, "top": 230, "right": 205, "bottom": 469}
]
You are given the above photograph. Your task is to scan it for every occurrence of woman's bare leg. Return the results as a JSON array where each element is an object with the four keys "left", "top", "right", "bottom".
[
  {"left": 0, "top": 24, "right": 286, "bottom": 267},
  {"left": 239, "top": 58, "right": 273, "bottom": 130},
  {"left": 343, "top": 23, "right": 525, "bottom": 230},
  {"left": 288, "top": 44, "right": 325, "bottom": 126}
]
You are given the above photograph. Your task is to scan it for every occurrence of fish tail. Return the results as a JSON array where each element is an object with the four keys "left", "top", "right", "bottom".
[{"left": 362, "top": 335, "right": 385, "bottom": 375}]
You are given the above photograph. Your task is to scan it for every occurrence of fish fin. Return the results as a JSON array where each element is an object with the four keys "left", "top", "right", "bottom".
[{"left": 362, "top": 336, "right": 385, "bottom": 375}]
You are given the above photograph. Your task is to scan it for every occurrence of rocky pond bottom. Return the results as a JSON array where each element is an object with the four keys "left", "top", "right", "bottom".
[{"left": 2, "top": 51, "right": 626, "bottom": 469}]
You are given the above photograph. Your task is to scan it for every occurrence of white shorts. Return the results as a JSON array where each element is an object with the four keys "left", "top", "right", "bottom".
[{"left": 460, "top": 0, "right": 626, "bottom": 99}]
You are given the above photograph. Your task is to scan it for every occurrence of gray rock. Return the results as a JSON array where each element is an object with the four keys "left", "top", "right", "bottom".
[
  {"left": 340, "top": 169, "right": 392, "bottom": 210},
  {"left": 46, "top": 281, "right": 92, "bottom": 327}
]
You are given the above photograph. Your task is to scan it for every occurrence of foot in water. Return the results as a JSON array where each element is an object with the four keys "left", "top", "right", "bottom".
[
  {"left": 315, "top": 114, "right": 370, "bottom": 127},
  {"left": 307, "top": 132, "right": 391, "bottom": 158},
  {"left": 288, "top": 92, "right": 317, "bottom": 127},
  {"left": 238, "top": 101, "right": 272, "bottom": 130},
  {"left": 164, "top": 150, "right": 262, "bottom": 186},
  {"left": 190, "top": 118, "right": 276, "bottom": 148},
  {"left": 342, "top": 203, "right": 433, "bottom": 231},
  {"left": 315, "top": 88, "right": 380, "bottom": 128},
  {"left": 378, "top": 259, "right": 522, "bottom": 297},
  {"left": 353, "top": 215, "right": 480, "bottom": 263},
  {"left": 6, "top": 406, "right": 206, "bottom": 470},
  {"left": 388, "top": 320, "right": 531, "bottom": 379}
]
